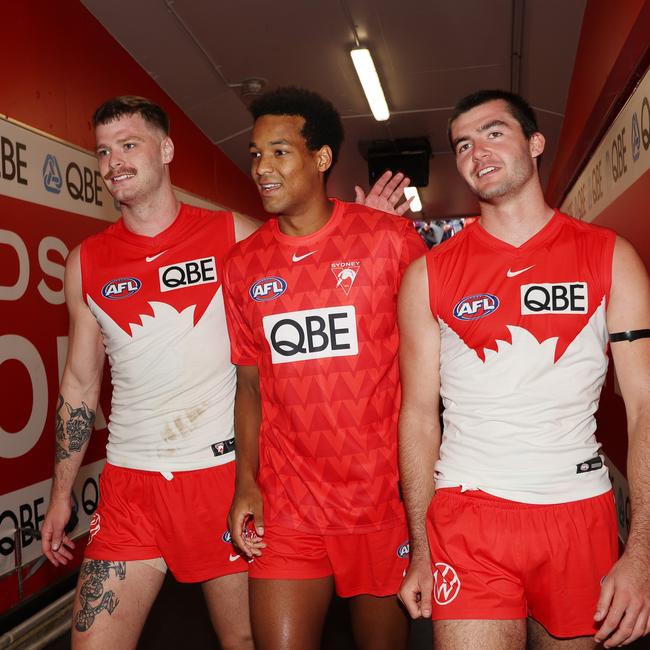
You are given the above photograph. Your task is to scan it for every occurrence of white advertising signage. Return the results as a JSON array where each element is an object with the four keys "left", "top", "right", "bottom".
[
  {"left": 561, "top": 66, "right": 650, "bottom": 222},
  {"left": 0, "top": 460, "right": 105, "bottom": 576},
  {"left": 0, "top": 116, "right": 224, "bottom": 221}
]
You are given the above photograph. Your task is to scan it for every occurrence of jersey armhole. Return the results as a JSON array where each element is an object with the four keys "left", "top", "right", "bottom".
[
  {"left": 79, "top": 240, "right": 90, "bottom": 306},
  {"left": 602, "top": 229, "right": 617, "bottom": 308},
  {"left": 232, "top": 354, "right": 257, "bottom": 366},
  {"left": 425, "top": 254, "right": 439, "bottom": 318},
  {"left": 225, "top": 210, "right": 236, "bottom": 248},
  {"left": 396, "top": 219, "right": 427, "bottom": 290}
]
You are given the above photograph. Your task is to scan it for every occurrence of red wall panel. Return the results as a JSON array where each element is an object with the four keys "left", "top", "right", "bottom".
[
  {"left": 0, "top": 2, "right": 263, "bottom": 616},
  {"left": 592, "top": 170, "right": 650, "bottom": 473},
  {"left": 1, "top": 2, "right": 263, "bottom": 217},
  {"left": 547, "top": 0, "right": 649, "bottom": 205},
  {"left": 546, "top": 3, "right": 649, "bottom": 502}
]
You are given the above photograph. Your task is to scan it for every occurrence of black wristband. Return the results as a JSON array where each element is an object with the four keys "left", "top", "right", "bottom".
[{"left": 608, "top": 329, "right": 650, "bottom": 342}]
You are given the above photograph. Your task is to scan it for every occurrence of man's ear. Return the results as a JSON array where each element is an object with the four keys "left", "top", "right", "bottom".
[
  {"left": 315, "top": 145, "right": 333, "bottom": 173},
  {"left": 529, "top": 132, "right": 545, "bottom": 160},
  {"left": 162, "top": 137, "right": 175, "bottom": 164}
]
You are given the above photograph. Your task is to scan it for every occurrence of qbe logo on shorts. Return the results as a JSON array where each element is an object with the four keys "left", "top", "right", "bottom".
[
  {"left": 263, "top": 306, "right": 358, "bottom": 364},
  {"left": 520, "top": 282, "right": 588, "bottom": 315},
  {"left": 159, "top": 257, "right": 217, "bottom": 292}
]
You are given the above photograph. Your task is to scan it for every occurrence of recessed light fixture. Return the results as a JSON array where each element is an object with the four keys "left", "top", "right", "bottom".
[{"left": 350, "top": 48, "right": 390, "bottom": 121}]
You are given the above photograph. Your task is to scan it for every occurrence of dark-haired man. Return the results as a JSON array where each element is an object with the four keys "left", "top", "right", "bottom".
[
  {"left": 398, "top": 89, "right": 650, "bottom": 649},
  {"left": 40, "top": 95, "right": 408, "bottom": 649},
  {"left": 223, "top": 86, "right": 425, "bottom": 650}
]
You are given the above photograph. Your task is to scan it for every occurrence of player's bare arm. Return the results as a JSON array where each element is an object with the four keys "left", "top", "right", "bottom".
[
  {"left": 354, "top": 170, "right": 414, "bottom": 215},
  {"left": 228, "top": 364, "right": 266, "bottom": 558},
  {"left": 595, "top": 236, "right": 650, "bottom": 648},
  {"left": 232, "top": 211, "right": 262, "bottom": 243},
  {"left": 396, "top": 256, "right": 442, "bottom": 619},
  {"left": 41, "top": 246, "right": 105, "bottom": 567}
]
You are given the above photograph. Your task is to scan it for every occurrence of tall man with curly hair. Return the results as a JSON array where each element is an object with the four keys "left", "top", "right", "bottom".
[{"left": 223, "top": 86, "right": 425, "bottom": 650}]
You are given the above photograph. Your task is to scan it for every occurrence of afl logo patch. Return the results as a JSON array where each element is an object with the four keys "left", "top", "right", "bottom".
[
  {"left": 250, "top": 276, "right": 287, "bottom": 302},
  {"left": 101, "top": 277, "right": 142, "bottom": 300},
  {"left": 221, "top": 530, "right": 233, "bottom": 543},
  {"left": 396, "top": 541, "right": 410, "bottom": 559},
  {"left": 453, "top": 293, "right": 499, "bottom": 320}
]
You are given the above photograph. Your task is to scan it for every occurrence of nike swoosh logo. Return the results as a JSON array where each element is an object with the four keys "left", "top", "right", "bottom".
[
  {"left": 507, "top": 265, "right": 535, "bottom": 278},
  {"left": 229, "top": 554, "right": 241, "bottom": 562},
  {"left": 292, "top": 250, "right": 317, "bottom": 262},
  {"left": 145, "top": 250, "right": 168, "bottom": 263}
]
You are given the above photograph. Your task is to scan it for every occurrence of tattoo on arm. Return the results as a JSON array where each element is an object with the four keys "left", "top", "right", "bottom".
[
  {"left": 55, "top": 395, "right": 70, "bottom": 462},
  {"left": 75, "top": 560, "right": 126, "bottom": 632},
  {"left": 55, "top": 395, "right": 96, "bottom": 463}
]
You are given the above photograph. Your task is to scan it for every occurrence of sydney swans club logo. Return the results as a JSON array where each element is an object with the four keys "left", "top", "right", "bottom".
[
  {"left": 331, "top": 260, "right": 360, "bottom": 295},
  {"left": 87, "top": 513, "right": 101, "bottom": 545},
  {"left": 102, "top": 277, "right": 142, "bottom": 300},
  {"left": 433, "top": 562, "right": 461, "bottom": 605}
]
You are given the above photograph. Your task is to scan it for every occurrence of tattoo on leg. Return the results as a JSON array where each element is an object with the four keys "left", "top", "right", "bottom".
[
  {"left": 55, "top": 396, "right": 96, "bottom": 463},
  {"left": 75, "top": 560, "right": 126, "bottom": 632}
]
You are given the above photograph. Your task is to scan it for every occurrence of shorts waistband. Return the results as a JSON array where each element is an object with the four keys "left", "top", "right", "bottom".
[
  {"left": 105, "top": 462, "right": 229, "bottom": 477},
  {"left": 434, "top": 486, "right": 613, "bottom": 510}
]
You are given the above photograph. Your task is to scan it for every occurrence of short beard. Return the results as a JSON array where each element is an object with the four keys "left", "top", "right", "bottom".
[{"left": 474, "top": 156, "right": 535, "bottom": 201}]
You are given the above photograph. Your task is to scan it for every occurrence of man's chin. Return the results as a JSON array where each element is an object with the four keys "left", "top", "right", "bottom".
[
  {"left": 109, "top": 191, "right": 136, "bottom": 207},
  {"left": 260, "top": 198, "right": 283, "bottom": 215},
  {"left": 475, "top": 183, "right": 511, "bottom": 201}
]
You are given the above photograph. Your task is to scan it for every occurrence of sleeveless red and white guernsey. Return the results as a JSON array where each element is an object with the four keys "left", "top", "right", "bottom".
[
  {"left": 427, "top": 211, "right": 616, "bottom": 504},
  {"left": 81, "top": 204, "right": 236, "bottom": 472},
  {"left": 223, "top": 200, "right": 426, "bottom": 534}
]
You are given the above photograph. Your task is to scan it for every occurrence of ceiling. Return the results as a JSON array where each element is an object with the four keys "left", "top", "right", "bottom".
[{"left": 81, "top": 0, "right": 586, "bottom": 219}]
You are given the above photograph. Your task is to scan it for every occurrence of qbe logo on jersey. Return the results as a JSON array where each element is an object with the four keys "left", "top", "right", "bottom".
[
  {"left": 159, "top": 257, "right": 217, "bottom": 292},
  {"left": 263, "top": 306, "right": 358, "bottom": 364},
  {"left": 521, "top": 282, "right": 588, "bottom": 314}
]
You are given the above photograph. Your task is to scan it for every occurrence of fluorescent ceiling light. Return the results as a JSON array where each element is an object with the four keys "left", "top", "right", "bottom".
[
  {"left": 404, "top": 186, "right": 422, "bottom": 212},
  {"left": 350, "top": 48, "right": 390, "bottom": 121}
]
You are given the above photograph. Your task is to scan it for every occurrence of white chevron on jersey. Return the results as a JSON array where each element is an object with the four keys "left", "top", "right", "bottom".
[
  {"left": 88, "top": 282, "right": 235, "bottom": 472},
  {"left": 436, "top": 298, "right": 611, "bottom": 503}
]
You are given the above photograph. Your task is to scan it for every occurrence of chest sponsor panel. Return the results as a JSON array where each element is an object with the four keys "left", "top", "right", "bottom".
[
  {"left": 159, "top": 256, "right": 217, "bottom": 292},
  {"left": 520, "top": 282, "right": 588, "bottom": 315},
  {"left": 262, "top": 306, "right": 358, "bottom": 364}
]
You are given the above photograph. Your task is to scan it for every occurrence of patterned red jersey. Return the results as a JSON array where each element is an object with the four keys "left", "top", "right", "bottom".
[
  {"left": 81, "top": 204, "right": 237, "bottom": 471},
  {"left": 223, "top": 200, "right": 425, "bottom": 534},
  {"left": 427, "top": 211, "right": 616, "bottom": 503}
]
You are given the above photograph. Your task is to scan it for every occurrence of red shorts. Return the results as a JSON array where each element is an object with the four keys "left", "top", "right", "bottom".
[
  {"left": 84, "top": 462, "right": 248, "bottom": 582},
  {"left": 248, "top": 522, "right": 410, "bottom": 597},
  {"left": 426, "top": 488, "right": 618, "bottom": 638}
]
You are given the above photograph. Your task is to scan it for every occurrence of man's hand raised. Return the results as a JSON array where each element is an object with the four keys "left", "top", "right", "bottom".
[{"left": 355, "top": 170, "right": 413, "bottom": 216}]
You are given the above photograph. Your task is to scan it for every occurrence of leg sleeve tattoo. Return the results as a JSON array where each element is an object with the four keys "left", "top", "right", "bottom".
[{"left": 75, "top": 560, "right": 127, "bottom": 632}]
